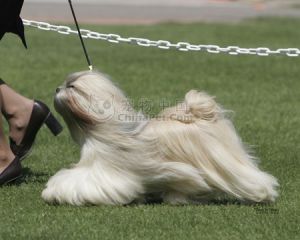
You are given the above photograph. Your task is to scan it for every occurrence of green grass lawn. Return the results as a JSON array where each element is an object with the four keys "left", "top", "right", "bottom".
[{"left": 0, "top": 18, "right": 299, "bottom": 239}]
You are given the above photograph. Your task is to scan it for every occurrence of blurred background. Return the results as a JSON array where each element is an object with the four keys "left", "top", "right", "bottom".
[{"left": 23, "top": 0, "right": 300, "bottom": 24}]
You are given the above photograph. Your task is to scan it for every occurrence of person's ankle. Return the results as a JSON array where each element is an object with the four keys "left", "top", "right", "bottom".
[
  {"left": 5, "top": 98, "right": 33, "bottom": 119},
  {"left": 0, "top": 148, "right": 15, "bottom": 173},
  {"left": 7, "top": 99, "right": 34, "bottom": 144}
]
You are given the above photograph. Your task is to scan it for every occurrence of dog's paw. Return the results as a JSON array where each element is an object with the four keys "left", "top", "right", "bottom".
[{"left": 41, "top": 186, "right": 58, "bottom": 204}]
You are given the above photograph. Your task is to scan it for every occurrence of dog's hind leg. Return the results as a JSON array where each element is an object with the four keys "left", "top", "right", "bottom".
[
  {"left": 147, "top": 162, "right": 212, "bottom": 204},
  {"left": 162, "top": 191, "right": 190, "bottom": 205}
]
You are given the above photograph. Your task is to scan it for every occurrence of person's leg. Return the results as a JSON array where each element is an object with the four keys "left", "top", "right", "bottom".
[
  {"left": 0, "top": 80, "right": 34, "bottom": 145},
  {"left": 0, "top": 89, "right": 15, "bottom": 174},
  {"left": 0, "top": 79, "right": 62, "bottom": 163}
]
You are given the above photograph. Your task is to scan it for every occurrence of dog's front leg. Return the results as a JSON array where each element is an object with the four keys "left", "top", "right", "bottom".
[{"left": 42, "top": 164, "right": 144, "bottom": 206}]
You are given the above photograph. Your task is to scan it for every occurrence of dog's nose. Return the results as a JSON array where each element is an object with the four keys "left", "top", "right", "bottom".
[{"left": 56, "top": 87, "right": 61, "bottom": 93}]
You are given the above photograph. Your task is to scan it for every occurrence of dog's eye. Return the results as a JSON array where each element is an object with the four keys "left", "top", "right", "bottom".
[{"left": 67, "top": 85, "right": 75, "bottom": 89}]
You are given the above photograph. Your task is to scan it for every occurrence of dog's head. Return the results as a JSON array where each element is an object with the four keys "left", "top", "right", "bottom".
[{"left": 55, "top": 71, "right": 137, "bottom": 143}]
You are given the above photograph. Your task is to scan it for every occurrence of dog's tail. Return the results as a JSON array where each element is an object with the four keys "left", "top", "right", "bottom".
[
  {"left": 163, "top": 90, "right": 223, "bottom": 124},
  {"left": 159, "top": 90, "right": 223, "bottom": 123},
  {"left": 184, "top": 90, "right": 223, "bottom": 122}
]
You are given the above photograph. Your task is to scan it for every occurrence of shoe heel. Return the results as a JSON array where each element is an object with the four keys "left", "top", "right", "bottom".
[{"left": 44, "top": 112, "right": 63, "bottom": 136}]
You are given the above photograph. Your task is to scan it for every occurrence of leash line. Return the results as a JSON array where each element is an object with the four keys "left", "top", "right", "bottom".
[{"left": 68, "top": 0, "right": 93, "bottom": 70}]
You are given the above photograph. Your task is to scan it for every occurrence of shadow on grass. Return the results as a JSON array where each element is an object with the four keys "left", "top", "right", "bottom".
[
  {"left": 14, "top": 167, "right": 49, "bottom": 185},
  {"left": 129, "top": 194, "right": 272, "bottom": 207}
]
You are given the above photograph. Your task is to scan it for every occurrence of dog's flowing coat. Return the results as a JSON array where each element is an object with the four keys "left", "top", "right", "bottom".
[{"left": 42, "top": 71, "right": 278, "bottom": 205}]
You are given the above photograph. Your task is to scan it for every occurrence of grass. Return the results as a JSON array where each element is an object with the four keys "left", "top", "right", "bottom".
[{"left": 0, "top": 18, "right": 300, "bottom": 239}]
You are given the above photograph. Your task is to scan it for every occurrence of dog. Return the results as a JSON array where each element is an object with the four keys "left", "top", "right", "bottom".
[{"left": 42, "top": 71, "right": 278, "bottom": 205}]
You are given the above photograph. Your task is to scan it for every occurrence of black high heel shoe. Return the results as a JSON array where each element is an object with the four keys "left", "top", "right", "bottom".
[
  {"left": 0, "top": 157, "right": 22, "bottom": 186},
  {"left": 10, "top": 100, "right": 63, "bottom": 160}
]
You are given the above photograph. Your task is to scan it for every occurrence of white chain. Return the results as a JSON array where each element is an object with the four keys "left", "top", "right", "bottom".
[{"left": 23, "top": 19, "right": 300, "bottom": 57}]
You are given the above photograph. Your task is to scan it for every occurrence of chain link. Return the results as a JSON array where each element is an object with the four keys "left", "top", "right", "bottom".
[{"left": 23, "top": 19, "right": 300, "bottom": 57}]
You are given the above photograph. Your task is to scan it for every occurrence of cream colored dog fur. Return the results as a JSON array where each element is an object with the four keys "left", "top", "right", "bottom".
[{"left": 42, "top": 71, "right": 278, "bottom": 205}]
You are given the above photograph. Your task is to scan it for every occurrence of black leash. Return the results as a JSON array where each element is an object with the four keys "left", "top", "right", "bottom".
[{"left": 68, "top": 0, "right": 93, "bottom": 70}]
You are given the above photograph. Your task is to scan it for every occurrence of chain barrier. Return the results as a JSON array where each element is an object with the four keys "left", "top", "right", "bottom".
[{"left": 23, "top": 19, "right": 300, "bottom": 57}]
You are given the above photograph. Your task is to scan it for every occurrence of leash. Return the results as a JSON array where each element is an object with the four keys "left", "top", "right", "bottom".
[{"left": 68, "top": 0, "right": 93, "bottom": 70}]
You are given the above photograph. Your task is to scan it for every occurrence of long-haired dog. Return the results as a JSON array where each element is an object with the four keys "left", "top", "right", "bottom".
[{"left": 42, "top": 71, "right": 278, "bottom": 205}]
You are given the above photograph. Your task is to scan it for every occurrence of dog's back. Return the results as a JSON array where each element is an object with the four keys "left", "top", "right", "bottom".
[{"left": 144, "top": 90, "right": 278, "bottom": 203}]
